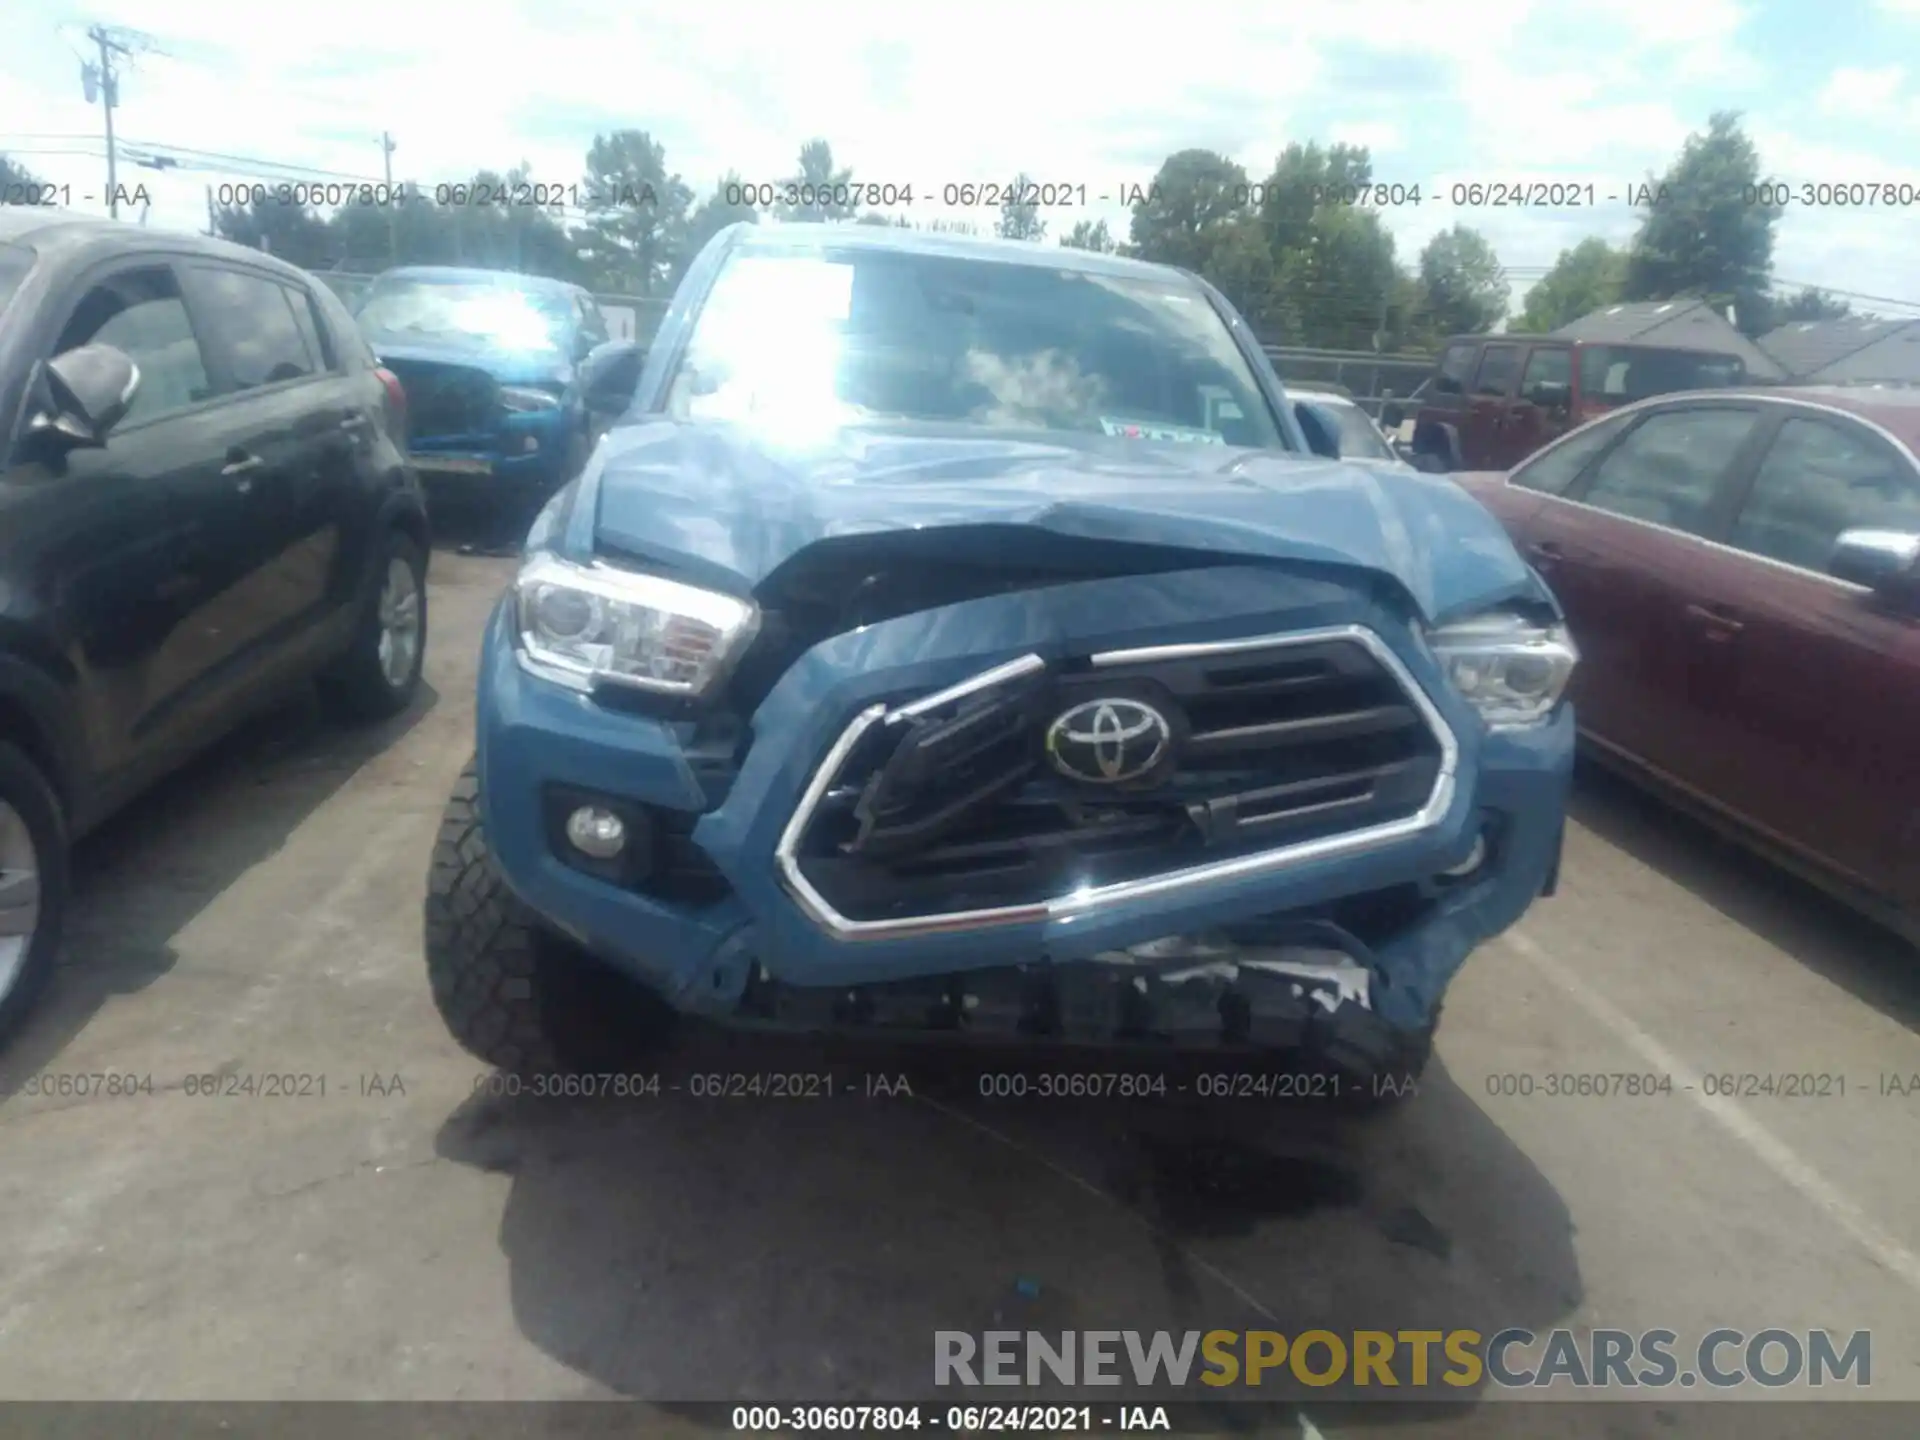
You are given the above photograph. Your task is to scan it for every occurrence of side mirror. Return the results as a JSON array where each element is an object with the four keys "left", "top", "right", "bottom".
[
  {"left": 1830, "top": 529, "right": 1920, "bottom": 593},
  {"left": 32, "top": 344, "right": 140, "bottom": 449},
  {"left": 579, "top": 340, "right": 645, "bottom": 418},
  {"left": 1294, "top": 401, "right": 1342, "bottom": 460}
]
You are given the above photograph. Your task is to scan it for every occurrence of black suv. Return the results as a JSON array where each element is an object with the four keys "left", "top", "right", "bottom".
[{"left": 0, "top": 210, "right": 431, "bottom": 1043}]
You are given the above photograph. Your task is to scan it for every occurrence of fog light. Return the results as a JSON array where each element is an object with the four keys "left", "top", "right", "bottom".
[
  {"left": 565, "top": 805, "right": 626, "bottom": 859},
  {"left": 1439, "top": 833, "right": 1486, "bottom": 879}
]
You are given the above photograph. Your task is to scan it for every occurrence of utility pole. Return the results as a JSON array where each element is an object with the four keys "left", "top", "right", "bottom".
[
  {"left": 81, "top": 24, "right": 159, "bottom": 220},
  {"left": 379, "top": 131, "right": 398, "bottom": 265}
]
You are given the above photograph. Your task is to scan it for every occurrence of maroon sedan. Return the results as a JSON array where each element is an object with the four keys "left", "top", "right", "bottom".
[{"left": 1456, "top": 386, "right": 1920, "bottom": 933}]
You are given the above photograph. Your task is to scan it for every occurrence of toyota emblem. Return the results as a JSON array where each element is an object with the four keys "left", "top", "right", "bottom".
[{"left": 1045, "top": 698, "right": 1173, "bottom": 785}]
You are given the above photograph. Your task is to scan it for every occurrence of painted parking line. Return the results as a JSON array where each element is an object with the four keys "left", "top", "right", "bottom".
[{"left": 1500, "top": 926, "right": 1920, "bottom": 1296}]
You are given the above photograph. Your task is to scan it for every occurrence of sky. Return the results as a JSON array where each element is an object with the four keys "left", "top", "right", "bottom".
[{"left": 5, "top": 0, "right": 1920, "bottom": 321}]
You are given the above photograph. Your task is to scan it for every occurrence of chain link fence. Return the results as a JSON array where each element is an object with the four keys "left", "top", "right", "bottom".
[{"left": 1259, "top": 347, "right": 1435, "bottom": 419}]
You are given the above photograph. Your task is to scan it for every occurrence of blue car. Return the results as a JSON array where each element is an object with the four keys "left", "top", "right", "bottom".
[
  {"left": 354, "top": 266, "right": 610, "bottom": 504},
  {"left": 424, "top": 224, "right": 1577, "bottom": 1098}
]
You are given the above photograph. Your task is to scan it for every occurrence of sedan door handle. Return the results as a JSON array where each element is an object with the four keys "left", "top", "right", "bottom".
[
  {"left": 1527, "top": 540, "right": 1565, "bottom": 563},
  {"left": 339, "top": 414, "right": 370, "bottom": 433},
  {"left": 1683, "top": 602, "right": 1745, "bottom": 638},
  {"left": 222, "top": 452, "right": 265, "bottom": 477}
]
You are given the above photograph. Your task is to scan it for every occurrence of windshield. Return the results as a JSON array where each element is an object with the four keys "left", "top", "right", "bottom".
[
  {"left": 355, "top": 278, "right": 573, "bottom": 353},
  {"left": 666, "top": 248, "right": 1284, "bottom": 449},
  {"left": 1301, "top": 397, "right": 1396, "bottom": 460},
  {"left": 0, "top": 244, "right": 32, "bottom": 318},
  {"left": 1578, "top": 345, "right": 1746, "bottom": 406}
]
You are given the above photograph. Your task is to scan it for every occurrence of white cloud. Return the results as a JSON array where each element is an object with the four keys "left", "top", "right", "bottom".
[{"left": 1817, "top": 65, "right": 1913, "bottom": 123}]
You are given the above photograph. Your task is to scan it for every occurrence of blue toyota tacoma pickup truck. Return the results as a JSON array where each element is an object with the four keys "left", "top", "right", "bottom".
[{"left": 424, "top": 223, "right": 1576, "bottom": 1098}]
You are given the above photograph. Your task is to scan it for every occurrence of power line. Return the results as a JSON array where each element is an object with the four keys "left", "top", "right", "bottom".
[{"left": 1771, "top": 277, "right": 1920, "bottom": 313}]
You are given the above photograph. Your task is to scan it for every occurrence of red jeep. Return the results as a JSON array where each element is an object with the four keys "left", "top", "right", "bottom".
[{"left": 1400, "top": 335, "right": 1749, "bottom": 472}]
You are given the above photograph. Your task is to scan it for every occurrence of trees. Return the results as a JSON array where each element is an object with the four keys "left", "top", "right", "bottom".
[
  {"left": 776, "top": 140, "right": 857, "bottom": 223},
  {"left": 996, "top": 172, "right": 1046, "bottom": 242},
  {"left": 681, "top": 172, "right": 758, "bottom": 278},
  {"left": 1245, "top": 142, "right": 1411, "bottom": 348},
  {"left": 1253, "top": 141, "right": 1373, "bottom": 259},
  {"left": 1127, "top": 149, "right": 1251, "bottom": 267},
  {"left": 1125, "top": 150, "right": 1274, "bottom": 318},
  {"left": 1622, "top": 110, "right": 1781, "bottom": 336},
  {"left": 210, "top": 192, "right": 333, "bottom": 268},
  {"left": 578, "top": 130, "right": 692, "bottom": 295},
  {"left": 1271, "top": 206, "right": 1401, "bottom": 351},
  {"left": 1417, "top": 224, "right": 1509, "bottom": 337},
  {"left": 1060, "top": 218, "right": 1116, "bottom": 253},
  {"left": 0, "top": 154, "right": 43, "bottom": 195},
  {"left": 1517, "top": 238, "right": 1626, "bottom": 332},
  {"left": 1774, "top": 286, "right": 1851, "bottom": 322}
]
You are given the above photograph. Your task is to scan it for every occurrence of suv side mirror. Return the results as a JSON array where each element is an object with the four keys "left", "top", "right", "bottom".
[
  {"left": 1294, "top": 401, "right": 1342, "bottom": 460},
  {"left": 1830, "top": 529, "right": 1920, "bottom": 594},
  {"left": 579, "top": 340, "right": 645, "bottom": 418},
  {"left": 32, "top": 344, "right": 140, "bottom": 449}
]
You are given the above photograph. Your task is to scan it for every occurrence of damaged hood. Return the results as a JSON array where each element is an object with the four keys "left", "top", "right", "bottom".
[{"left": 584, "top": 420, "right": 1539, "bottom": 624}]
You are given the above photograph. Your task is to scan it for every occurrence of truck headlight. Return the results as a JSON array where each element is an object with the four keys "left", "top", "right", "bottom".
[
  {"left": 514, "top": 553, "right": 759, "bottom": 697},
  {"left": 1425, "top": 610, "right": 1578, "bottom": 729},
  {"left": 499, "top": 385, "right": 562, "bottom": 412}
]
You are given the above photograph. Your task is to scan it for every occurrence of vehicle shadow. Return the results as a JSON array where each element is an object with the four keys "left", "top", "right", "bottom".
[
  {"left": 422, "top": 485, "right": 530, "bottom": 556},
  {"left": 434, "top": 1025, "right": 1582, "bottom": 1422},
  {"left": 0, "top": 678, "right": 439, "bottom": 1099},
  {"left": 1568, "top": 760, "right": 1920, "bottom": 1033}
]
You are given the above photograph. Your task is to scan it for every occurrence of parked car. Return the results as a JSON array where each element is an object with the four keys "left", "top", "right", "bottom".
[
  {"left": 353, "top": 266, "right": 610, "bottom": 520},
  {"left": 423, "top": 223, "right": 1578, "bottom": 1098},
  {"left": 0, "top": 210, "right": 431, "bottom": 1044},
  {"left": 1407, "top": 334, "right": 1749, "bottom": 474},
  {"left": 1287, "top": 385, "right": 1416, "bottom": 473},
  {"left": 1456, "top": 387, "right": 1920, "bottom": 936}
]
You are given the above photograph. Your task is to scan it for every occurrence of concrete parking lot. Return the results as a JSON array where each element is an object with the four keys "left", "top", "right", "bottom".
[{"left": 1, "top": 543, "right": 1917, "bottom": 1436}]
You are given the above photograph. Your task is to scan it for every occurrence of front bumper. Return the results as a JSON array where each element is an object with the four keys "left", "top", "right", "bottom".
[
  {"left": 475, "top": 565, "right": 1572, "bottom": 1036},
  {"left": 410, "top": 408, "right": 574, "bottom": 488}
]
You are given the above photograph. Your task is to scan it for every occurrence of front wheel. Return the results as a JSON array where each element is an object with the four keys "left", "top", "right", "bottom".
[
  {"left": 423, "top": 762, "right": 675, "bottom": 1075},
  {"left": 0, "top": 743, "right": 69, "bottom": 1049}
]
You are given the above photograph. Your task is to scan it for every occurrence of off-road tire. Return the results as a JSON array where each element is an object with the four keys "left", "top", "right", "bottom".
[
  {"left": 319, "top": 529, "right": 428, "bottom": 723},
  {"left": 424, "top": 762, "right": 674, "bottom": 1075},
  {"left": 0, "top": 742, "right": 70, "bottom": 1049}
]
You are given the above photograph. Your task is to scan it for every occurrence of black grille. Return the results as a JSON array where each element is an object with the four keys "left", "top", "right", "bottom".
[
  {"left": 642, "top": 809, "right": 733, "bottom": 907},
  {"left": 791, "top": 636, "right": 1444, "bottom": 924},
  {"left": 382, "top": 359, "right": 496, "bottom": 441}
]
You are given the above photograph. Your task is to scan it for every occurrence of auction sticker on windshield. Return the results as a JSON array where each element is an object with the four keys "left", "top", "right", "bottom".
[{"left": 1100, "top": 417, "right": 1226, "bottom": 444}]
